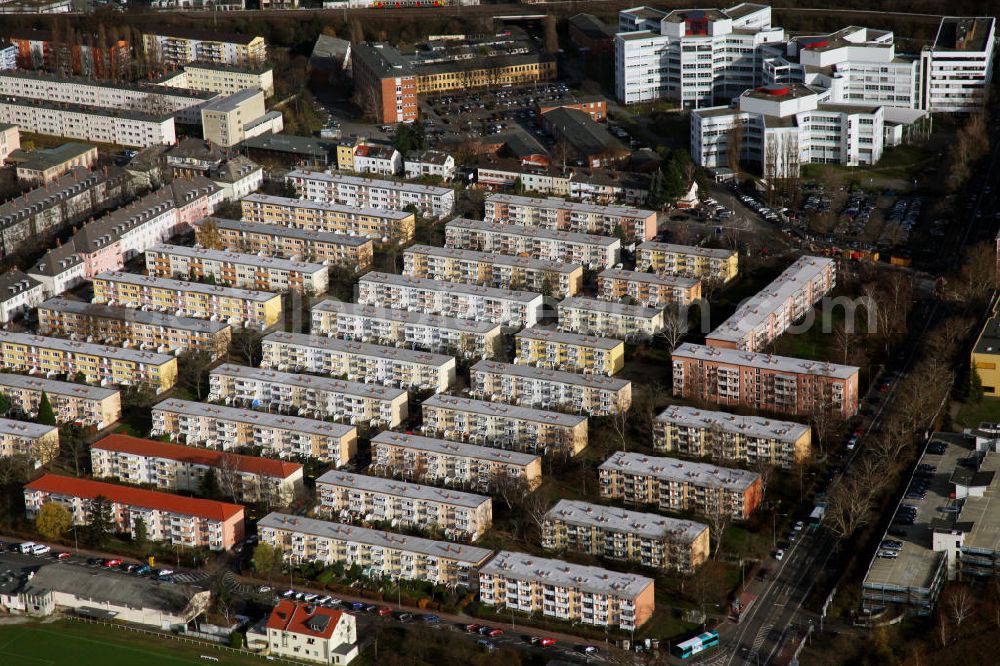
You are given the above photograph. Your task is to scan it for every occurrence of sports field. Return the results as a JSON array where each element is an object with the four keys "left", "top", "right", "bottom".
[{"left": 0, "top": 620, "right": 263, "bottom": 665}]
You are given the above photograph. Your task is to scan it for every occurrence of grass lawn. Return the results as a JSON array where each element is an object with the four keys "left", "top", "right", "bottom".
[
  {"left": 954, "top": 398, "right": 1000, "bottom": 428},
  {"left": 0, "top": 620, "right": 259, "bottom": 665}
]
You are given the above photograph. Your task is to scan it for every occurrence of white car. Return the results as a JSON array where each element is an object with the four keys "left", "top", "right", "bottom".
[
  {"left": 793, "top": 521, "right": 804, "bottom": 532},
  {"left": 259, "top": 586, "right": 272, "bottom": 594},
  {"left": 775, "top": 549, "right": 785, "bottom": 561}
]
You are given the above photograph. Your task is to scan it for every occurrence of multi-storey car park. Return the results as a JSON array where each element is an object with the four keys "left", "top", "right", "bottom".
[
  {"left": 0, "top": 372, "right": 121, "bottom": 429},
  {"left": 357, "top": 272, "right": 544, "bottom": 329},
  {"left": 597, "top": 268, "right": 702, "bottom": 308},
  {"left": 208, "top": 363, "right": 409, "bottom": 428},
  {"left": 37, "top": 298, "right": 232, "bottom": 359},
  {"left": 636, "top": 241, "right": 739, "bottom": 283},
  {"left": 420, "top": 394, "right": 588, "bottom": 457},
  {"left": 483, "top": 192, "right": 658, "bottom": 242},
  {"left": 654, "top": 404, "right": 812, "bottom": 469},
  {"left": 315, "top": 470, "right": 493, "bottom": 541},
  {"left": 478, "top": 550, "right": 655, "bottom": 631},
  {"left": 705, "top": 255, "right": 836, "bottom": 352},
  {"left": 285, "top": 169, "right": 455, "bottom": 219},
  {"left": 671, "top": 343, "right": 860, "bottom": 418},
  {"left": 90, "top": 434, "right": 305, "bottom": 505},
  {"left": 195, "top": 218, "right": 374, "bottom": 270},
  {"left": 402, "top": 244, "right": 584, "bottom": 299},
  {"left": 144, "top": 244, "right": 329, "bottom": 295},
  {"left": 469, "top": 360, "right": 632, "bottom": 417},
  {"left": 310, "top": 300, "right": 503, "bottom": 361},
  {"left": 0, "top": 331, "right": 178, "bottom": 394},
  {"left": 599, "top": 451, "right": 764, "bottom": 520},
  {"left": 240, "top": 193, "right": 416, "bottom": 242},
  {"left": 91, "top": 272, "right": 283, "bottom": 330},
  {"left": 514, "top": 326, "right": 626, "bottom": 376},
  {"left": 151, "top": 398, "right": 358, "bottom": 466},
  {"left": 368, "top": 431, "right": 543, "bottom": 493},
  {"left": 542, "top": 499, "right": 710, "bottom": 573},
  {"left": 261, "top": 332, "right": 457, "bottom": 393},
  {"left": 444, "top": 218, "right": 621, "bottom": 270},
  {"left": 258, "top": 512, "right": 494, "bottom": 589},
  {"left": 557, "top": 296, "right": 665, "bottom": 341},
  {"left": 0, "top": 418, "right": 59, "bottom": 465}
]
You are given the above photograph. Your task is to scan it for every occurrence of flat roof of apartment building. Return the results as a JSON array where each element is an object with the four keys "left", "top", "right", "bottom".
[
  {"left": 422, "top": 394, "right": 587, "bottom": 428},
  {"left": 559, "top": 296, "right": 663, "bottom": 319},
  {"left": 405, "top": 244, "right": 581, "bottom": 275},
  {"left": 263, "top": 332, "right": 456, "bottom": 367},
  {"left": 286, "top": 170, "right": 453, "bottom": 197},
  {"left": 447, "top": 218, "right": 621, "bottom": 248},
  {"left": 360, "top": 271, "right": 543, "bottom": 304},
  {"left": 481, "top": 550, "right": 653, "bottom": 598},
  {"left": 637, "top": 241, "right": 737, "bottom": 259},
  {"left": 200, "top": 88, "right": 261, "bottom": 113},
  {"left": 10, "top": 142, "right": 95, "bottom": 172},
  {"left": 973, "top": 305, "right": 1000, "bottom": 356},
  {"left": 144, "top": 27, "right": 263, "bottom": 46},
  {"left": 708, "top": 255, "right": 834, "bottom": 344},
  {"left": 203, "top": 218, "right": 372, "bottom": 247},
  {"left": 242, "top": 193, "right": 413, "bottom": 220},
  {"left": 0, "top": 371, "right": 119, "bottom": 401},
  {"left": 148, "top": 243, "right": 326, "bottom": 275},
  {"left": 598, "top": 268, "right": 700, "bottom": 289},
  {"left": 316, "top": 470, "right": 489, "bottom": 508},
  {"left": 471, "top": 360, "right": 630, "bottom": 393},
  {"left": 0, "top": 69, "right": 217, "bottom": 101},
  {"left": 92, "top": 434, "right": 302, "bottom": 478},
  {"left": 486, "top": 193, "right": 653, "bottom": 219},
  {"left": 39, "top": 298, "right": 230, "bottom": 334},
  {"left": 370, "top": 431, "right": 541, "bottom": 466},
  {"left": 599, "top": 451, "right": 760, "bottom": 492},
  {"left": 153, "top": 398, "right": 357, "bottom": 438},
  {"left": 94, "top": 271, "right": 279, "bottom": 303},
  {"left": 515, "top": 325, "right": 624, "bottom": 351},
  {"left": 258, "top": 512, "right": 494, "bottom": 564},
  {"left": 656, "top": 405, "right": 809, "bottom": 442},
  {"left": 0, "top": 417, "right": 57, "bottom": 439},
  {"left": 25, "top": 473, "right": 243, "bottom": 521},
  {"left": 0, "top": 331, "right": 175, "bottom": 366},
  {"left": 0, "top": 94, "right": 177, "bottom": 122},
  {"left": 546, "top": 499, "right": 706, "bottom": 542},
  {"left": 933, "top": 17, "right": 995, "bottom": 52},
  {"left": 311, "top": 300, "right": 502, "bottom": 335},
  {"left": 211, "top": 363, "right": 406, "bottom": 401},
  {"left": 673, "top": 343, "right": 859, "bottom": 379},
  {"left": 352, "top": 42, "right": 415, "bottom": 78}
]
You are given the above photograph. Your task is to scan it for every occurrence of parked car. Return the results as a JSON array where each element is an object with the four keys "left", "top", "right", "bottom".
[
  {"left": 540, "top": 637, "right": 557, "bottom": 647},
  {"left": 465, "top": 624, "right": 481, "bottom": 633},
  {"left": 103, "top": 558, "right": 122, "bottom": 567},
  {"left": 378, "top": 607, "right": 393, "bottom": 617},
  {"left": 56, "top": 552, "right": 71, "bottom": 560},
  {"left": 775, "top": 549, "right": 785, "bottom": 561},
  {"left": 421, "top": 614, "right": 440, "bottom": 624}
]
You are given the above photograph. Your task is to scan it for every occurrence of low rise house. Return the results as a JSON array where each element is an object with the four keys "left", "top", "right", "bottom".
[
  {"left": 28, "top": 244, "right": 86, "bottom": 297},
  {"left": 470, "top": 360, "right": 632, "bottom": 416},
  {"left": 352, "top": 143, "right": 402, "bottom": 176},
  {"left": 10, "top": 142, "right": 97, "bottom": 184},
  {"left": 404, "top": 149, "right": 455, "bottom": 181},
  {"left": 514, "top": 326, "right": 625, "bottom": 376},
  {"left": 0, "top": 372, "right": 120, "bottom": 428},
  {"left": 0, "top": 270, "right": 45, "bottom": 324},
  {"left": 540, "top": 106, "right": 631, "bottom": 168},
  {"left": 24, "top": 473, "right": 245, "bottom": 550},
  {"left": 558, "top": 296, "right": 665, "bottom": 341},
  {"left": 265, "top": 600, "right": 358, "bottom": 665}
]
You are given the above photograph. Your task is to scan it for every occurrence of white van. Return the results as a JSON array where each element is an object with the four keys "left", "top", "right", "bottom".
[
  {"left": 30, "top": 544, "right": 51, "bottom": 556},
  {"left": 18, "top": 542, "right": 36, "bottom": 554}
]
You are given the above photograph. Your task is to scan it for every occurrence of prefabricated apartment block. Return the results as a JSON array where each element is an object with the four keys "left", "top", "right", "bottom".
[
  {"left": 92, "top": 272, "right": 282, "bottom": 330},
  {"left": 285, "top": 170, "right": 455, "bottom": 219},
  {"left": 514, "top": 326, "right": 625, "bottom": 376},
  {"left": 357, "top": 272, "right": 544, "bottom": 329},
  {"left": 196, "top": 218, "right": 374, "bottom": 270},
  {"left": 671, "top": 343, "right": 860, "bottom": 418},
  {"left": 654, "top": 405, "right": 812, "bottom": 469},
  {"left": 91, "top": 434, "right": 304, "bottom": 505},
  {"left": 258, "top": 512, "right": 493, "bottom": 588},
  {"left": 597, "top": 268, "right": 702, "bottom": 308},
  {"left": 403, "top": 244, "right": 583, "bottom": 299},
  {"left": 369, "top": 431, "right": 543, "bottom": 493},
  {"left": 310, "top": 300, "right": 503, "bottom": 360},
  {"left": 558, "top": 296, "right": 665, "bottom": 341},
  {"left": 209, "top": 363, "right": 408, "bottom": 428},
  {"left": 151, "top": 398, "right": 358, "bottom": 466},
  {"left": 0, "top": 372, "right": 121, "bottom": 428},
  {"left": 470, "top": 360, "right": 632, "bottom": 417},
  {"left": 636, "top": 241, "right": 739, "bottom": 283},
  {"left": 0, "top": 331, "right": 177, "bottom": 394},
  {"left": 484, "top": 192, "right": 657, "bottom": 241},
  {"left": 261, "top": 332, "right": 456, "bottom": 393},
  {"left": 145, "top": 244, "right": 329, "bottom": 294},
  {"left": 316, "top": 470, "right": 492, "bottom": 541},
  {"left": 542, "top": 499, "right": 710, "bottom": 573},
  {"left": 421, "top": 394, "right": 588, "bottom": 457},
  {"left": 445, "top": 218, "right": 621, "bottom": 270},
  {"left": 0, "top": 418, "right": 59, "bottom": 465},
  {"left": 599, "top": 451, "right": 764, "bottom": 520},
  {"left": 240, "top": 193, "right": 416, "bottom": 242},
  {"left": 38, "top": 298, "right": 232, "bottom": 359}
]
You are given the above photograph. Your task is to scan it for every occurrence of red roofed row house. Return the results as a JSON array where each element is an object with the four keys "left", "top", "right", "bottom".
[
  {"left": 261, "top": 599, "right": 358, "bottom": 665},
  {"left": 24, "top": 473, "right": 245, "bottom": 551}
]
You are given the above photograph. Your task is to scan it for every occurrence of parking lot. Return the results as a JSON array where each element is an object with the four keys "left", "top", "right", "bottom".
[{"left": 421, "top": 82, "right": 573, "bottom": 138}]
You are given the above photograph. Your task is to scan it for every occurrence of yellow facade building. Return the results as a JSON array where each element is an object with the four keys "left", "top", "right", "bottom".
[
  {"left": 514, "top": 326, "right": 625, "bottom": 376},
  {"left": 241, "top": 193, "right": 416, "bottom": 242},
  {"left": 972, "top": 304, "right": 1000, "bottom": 397},
  {"left": 636, "top": 241, "right": 739, "bottom": 283}
]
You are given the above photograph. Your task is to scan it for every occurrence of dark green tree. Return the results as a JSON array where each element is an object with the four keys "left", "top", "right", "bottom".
[
  {"left": 86, "top": 495, "right": 114, "bottom": 547},
  {"left": 393, "top": 121, "right": 426, "bottom": 154},
  {"left": 36, "top": 392, "right": 57, "bottom": 426},
  {"left": 0, "top": 391, "right": 11, "bottom": 417},
  {"left": 201, "top": 468, "right": 222, "bottom": 500},
  {"left": 134, "top": 515, "right": 149, "bottom": 548}
]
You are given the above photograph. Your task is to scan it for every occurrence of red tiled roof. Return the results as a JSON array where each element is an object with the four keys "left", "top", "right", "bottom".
[
  {"left": 91, "top": 434, "right": 302, "bottom": 479},
  {"left": 266, "top": 599, "right": 344, "bottom": 639},
  {"left": 25, "top": 473, "right": 244, "bottom": 522}
]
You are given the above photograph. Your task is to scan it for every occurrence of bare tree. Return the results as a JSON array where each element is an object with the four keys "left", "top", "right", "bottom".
[
  {"left": 944, "top": 585, "right": 976, "bottom": 627},
  {"left": 608, "top": 395, "right": 632, "bottom": 452},
  {"left": 726, "top": 122, "right": 742, "bottom": 172},
  {"left": 658, "top": 304, "right": 689, "bottom": 352},
  {"left": 217, "top": 453, "right": 242, "bottom": 502},
  {"left": 825, "top": 473, "right": 873, "bottom": 539},
  {"left": 492, "top": 470, "right": 529, "bottom": 510},
  {"left": 705, "top": 502, "right": 732, "bottom": 560},
  {"left": 962, "top": 241, "right": 997, "bottom": 303}
]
